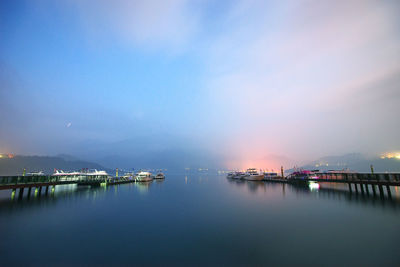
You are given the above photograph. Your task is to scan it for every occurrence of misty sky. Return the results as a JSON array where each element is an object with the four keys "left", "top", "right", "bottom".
[{"left": 1, "top": 0, "right": 400, "bottom": 169}]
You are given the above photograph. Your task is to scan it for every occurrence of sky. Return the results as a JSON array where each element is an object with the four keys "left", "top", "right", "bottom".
[{"left": 1, "top": 0, "right": 400, "bottom": 170}]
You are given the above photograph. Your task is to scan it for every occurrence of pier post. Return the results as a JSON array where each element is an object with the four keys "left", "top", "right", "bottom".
[
  {"left": 378, "top": 185, "right": 384, "bottom": 197},
  {"left": 45, "top": 186, "right": 49, "bottom": 194},
  {"left": 38, "top": 186, "right": 42, "bottom": 195},
  {"left": 27, "top": 187, "right": 32, "bottom": 198},
  {"left": 371, "top": 184, "right": 377, "bottom": 196},
  {"left": 348, "top": 183, "right": 352, "bottom": 193},
  {"left": 18, "top": 188, "right": 24, "bottom": 199},
  {"left": 354, "top": 183, "right": 359, "bottom": 193},
  {"left": 364, "top": 183, "right": 370, "bottom": 194},
  {"left": 386, "top": 185, "right": 392, "bottom": 198},
  {"left": 359, "top": 183, "right": 365, "bottom": 194}
]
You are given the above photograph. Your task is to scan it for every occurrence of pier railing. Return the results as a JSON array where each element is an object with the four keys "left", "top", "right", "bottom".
[{"left": 315, "top": 172, "right": 400, "bottom": 182}]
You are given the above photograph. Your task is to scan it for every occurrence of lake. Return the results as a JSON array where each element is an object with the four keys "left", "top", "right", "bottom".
[{"left": 0, "top": 173, "right": 399, "bottom": 266}]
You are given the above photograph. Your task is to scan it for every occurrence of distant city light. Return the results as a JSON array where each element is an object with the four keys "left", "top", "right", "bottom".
[
  {"left": 380, "top": 152, "right": 400, "bottom": 160},
  {"left": 0, "top": 153, "right": 14, "bottom": 159}
]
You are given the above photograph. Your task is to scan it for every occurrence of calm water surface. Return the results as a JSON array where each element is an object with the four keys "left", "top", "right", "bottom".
[{"left": 1, "top": 173, "right": 399, "bottom": 266}]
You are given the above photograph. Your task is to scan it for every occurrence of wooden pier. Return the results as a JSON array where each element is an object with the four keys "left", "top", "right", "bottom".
[
  {"left": 262, "top": 172, "right": 400, "bottom": 198},
  {"left": 0, "top": 175, "right": 137, "bottom": 199}
]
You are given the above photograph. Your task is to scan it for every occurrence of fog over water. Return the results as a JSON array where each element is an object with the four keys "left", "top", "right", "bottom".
[{"left": 1, "top": 0, "right": 400, "bottom": 169}]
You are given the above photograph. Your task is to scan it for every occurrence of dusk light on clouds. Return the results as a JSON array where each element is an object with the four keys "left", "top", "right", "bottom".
[{"left": 0, "top": 0, "right": 399, "bottom": 170}]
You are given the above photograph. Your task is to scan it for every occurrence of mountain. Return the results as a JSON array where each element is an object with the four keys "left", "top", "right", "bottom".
[
  {"left": 64, "top": 135, "right": 224, "bottom": 171},
  {"left": 0, "top": 155, "right": 111, "bottom": 176},
  {"left": 292, "top": 153, "right": 400, "bottom": 173}
]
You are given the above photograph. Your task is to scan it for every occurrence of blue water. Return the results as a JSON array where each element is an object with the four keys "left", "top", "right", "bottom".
[{"left": 0, "top": 174, "right": 399, "bottom": 266}]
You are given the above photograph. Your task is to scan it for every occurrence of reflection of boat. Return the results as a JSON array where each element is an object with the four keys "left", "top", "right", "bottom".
[
  {"left": 135, "top": 171, "right": 154, "bottom": 182},
  {"left": 154, "top": 173, "right": 165, "bottom": 179},
  {"left": 243, "top": 168, "right": 264, "bottom": 181}
]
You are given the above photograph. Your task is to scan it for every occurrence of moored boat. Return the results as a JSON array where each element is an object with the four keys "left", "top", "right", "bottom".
[
  {"left": 135, "top": 171, "right": 154, "bottom": 182},
  {"left": 243, "top": 168, "right": 264, "bottom": 181},
  {"left": 287, "top": 170, "right": 319, "bottom": 180},
  {"left": 264, "top": 172, "right": 278, "bottom": 179},
  {"left": 27, "top": 171, "right": 45, "bottom": 176},
  {"left": 227, "top": 171, "right": 246, "bottom": 179},
  {"left": 154, "top": 173, "right": 165, "bottom": 179},
  {"left": 82, "top": 169, "right": 109, "bottom": 179}
]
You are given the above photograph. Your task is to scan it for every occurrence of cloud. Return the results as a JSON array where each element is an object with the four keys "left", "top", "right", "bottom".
[
  {"left": 3, "top": 0, "right": 400, "bottom": 169},
  {"left": 67, "top": 0, "right": 202, "bottom": 50},
  {"left": 202, "top": 0, "right": 400, "bottom": 164}
]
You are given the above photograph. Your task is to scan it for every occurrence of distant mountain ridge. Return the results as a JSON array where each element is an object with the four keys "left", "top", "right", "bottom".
[{"left": 0, "top": 155, "right": 111, "bottom": 176}]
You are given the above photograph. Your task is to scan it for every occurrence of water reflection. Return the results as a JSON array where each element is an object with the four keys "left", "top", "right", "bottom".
[
  {"left": 0, "top": 180, "right": 159, "bottom": 213},
  {"left": 226, "top": 178, "right": 400, "bottom": 210},
  {"left": 135, "top": 181, "right": 153, "bottom": 193},
  {"left": 0, "top": 185, "right": 109, "bottom": 214}
]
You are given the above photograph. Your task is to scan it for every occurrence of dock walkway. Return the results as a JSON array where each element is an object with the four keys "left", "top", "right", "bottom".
[
  {"left": 262, "top": 172, "right": 400, "bottom": 197},
  {"left": 0, "top": 175, "right": 137, "bottom": 199}
]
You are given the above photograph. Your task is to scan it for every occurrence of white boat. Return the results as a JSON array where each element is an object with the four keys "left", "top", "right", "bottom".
[
  {"left": 27, "top": 171, "right": 44, "bottom": 176},
  {"left": 123, "top": 172, "right": 135, "bottom": 179},
  {"left": 154, "top": 173, "right": 165, "bottom": 179},
  {"left": 243, "top": 168, "right": 264, "bottom": 181},
  {"left": 264, "top": 172, "right": 278, "bottom": 179},
  {"left": 235, "top": 172, "right": 246, "bottom": 179},
  {"left": 52, "top": 170, "right": 81, "bottom": 176},
  {"left": 52, "top": 170, "right": 82, "bottom": 181},
  {"left": 227, "top": 172, "right": 236, "bottom": 179},
  {"left": 227, "top": 171, "right": 246, "bottom": 179},
  {"left": 135, "top": 171, "right": 154, "bottom": 182},
  {"left": 81, "top": 169, "right": 109, "bottom": 179}
]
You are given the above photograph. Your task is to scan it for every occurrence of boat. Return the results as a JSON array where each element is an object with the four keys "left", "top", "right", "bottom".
[
  {"left": 287, "top": 170, "right": 319, "bottom": 180},
  {"left": 243, "top": 168, "right": 264, "bottom": 181},
  {"left": 234, "top": 172, "right": 246, "bottom": 179},
  {"left": 122, "top": 172, "right": 135, "bottom": 179},
  {"left": 264, "top": 172, "right": 278, "bottom": 179},
  {"left": 135, "top": 171, "right": 154, "bottom": 182},
  {"left": 227, "top": 172, "right": 236, "bottom": 179},
  {"left": 52, "top": 169, "right": 82, "bottom": 181},
  {"left": 81, "top": 169, "right": 109, "bottom": 179},
  {"left": 154, "top": 173, "right": 165, "bottom": 179},
  {"left": 227, "top": 171, "right": 246, "bottom": 179},
  {"left": 52, "top": 170, "right": 81, "bottom": 176},
  {"left": 27, "top": 171, "right": 45, "bottom": 176}
]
